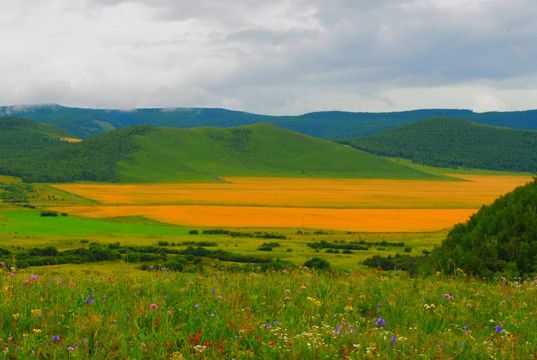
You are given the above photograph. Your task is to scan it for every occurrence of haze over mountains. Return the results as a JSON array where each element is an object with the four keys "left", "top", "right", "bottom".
[{"left": 2, "top": 104, "right": 537, "bottom": 140}]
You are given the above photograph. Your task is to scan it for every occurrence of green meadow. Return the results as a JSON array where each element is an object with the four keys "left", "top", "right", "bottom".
[
  {"left": 0, "top": 205, "right": 445, "bottom": 268},
  {"left": 116, "top": 124, "right": 439, "bottom": 183},
  {"left": 1, "top": 264, "right": 536, "bottom": 359}
]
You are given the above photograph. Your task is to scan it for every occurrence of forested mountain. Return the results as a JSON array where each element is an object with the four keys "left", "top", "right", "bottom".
[
  {"left": 3, "top": 104, "right": 537, "bottom": 140},
  {"left": 0, "top": 117, "right": 154, "bottom": 182},
  {"left": 340, "top": 117, "right": 537, "bottom": 172},
  {"left": 0, "top": 119, "right": 435, "bottom": 183},
  {"left": 428, "top": 177, "right": 537, "bottom": 276},
  {"left": 0, "top": 117, "right": 73, "bottom": 159}
]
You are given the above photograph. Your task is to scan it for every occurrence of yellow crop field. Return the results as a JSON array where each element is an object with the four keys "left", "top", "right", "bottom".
[
  {"left": 60, "top": 137, "right": 82, "bottom": 143},
  {"left": 53, "top": 175, "right": 531, "bottom": 209},
  {"left": 49, "top": 205, "right": 475, "bottom": 232},
  {"left": 49, "top": 175, "right": 531, "bottom": 232}
]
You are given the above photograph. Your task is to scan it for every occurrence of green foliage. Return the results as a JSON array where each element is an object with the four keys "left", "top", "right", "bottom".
[
  {"left": 0, "top": 182, "right": 34, "bottom": 203},
  {"left": 0, "top": 118, "right": 436, "bottom": 183},
  {"left": 341, "top": 117, "right": 537, "bottom": 172},
  {"left": 362, "top": 254, "right": 424, "bottom": 274},
  {"left": 0, "top": 120, "right": 154, "bottom": 182},
  {"left": 116, "top": 123, "right": 437, "bottom": 182},
  {"left": 307, "top": 239, "right": 406, "bottom": 251},
  {"left": 5, "top": 104, "right": 537, "bottom": 140},
  {"left": 303, "top": 257, "right": 331, "bottom": 270},
  {"left": 40, "top": 211, "right": 58, "bottom": 217},
  {"left": 429, "top": 178, "right": 537, "bottom": 276}
]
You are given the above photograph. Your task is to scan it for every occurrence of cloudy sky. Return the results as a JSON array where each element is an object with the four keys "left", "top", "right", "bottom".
[{"left": 1, "top": 0, "right": 537, "bottom": 114}]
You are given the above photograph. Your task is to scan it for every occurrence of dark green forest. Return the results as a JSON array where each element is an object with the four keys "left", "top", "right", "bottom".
[
  {"left": 340, "top": 117, "right": 537, "bottom": 172},
  {"left": 428, "top": 177, "right": 537, "bottom": 277},
  {"left": 3, "top": 104, "right": 537, "bottom": 140},
  {"left": 0, "top": 117, "right": 154, "bottom": 182}
]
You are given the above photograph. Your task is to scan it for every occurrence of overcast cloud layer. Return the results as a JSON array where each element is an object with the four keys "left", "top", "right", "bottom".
[{"left": 1, "top": 0, "right": 537, "bottom": 114}]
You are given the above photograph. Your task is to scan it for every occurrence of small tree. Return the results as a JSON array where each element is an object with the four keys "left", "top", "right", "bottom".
[{"left": 304, "top": 257, "right": 331, "bottom": 270}]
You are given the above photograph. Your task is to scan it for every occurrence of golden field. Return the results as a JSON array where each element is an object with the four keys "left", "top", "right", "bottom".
[
  {"left": 60, "top": 137, "right": 82, "bottom": 143},
  {"left": 49, "top": 205, "right": 475, "bottom": 232},
  {"left": 52, "top": 174, "right": 530, "bottom": 208},
  {"left": 50, "top": 175, "right": 532, "bottom": 232}
]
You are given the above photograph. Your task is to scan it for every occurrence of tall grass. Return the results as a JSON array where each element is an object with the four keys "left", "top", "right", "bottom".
[{"left": 1, "top": 263, "right": 536, "bottom": 359}]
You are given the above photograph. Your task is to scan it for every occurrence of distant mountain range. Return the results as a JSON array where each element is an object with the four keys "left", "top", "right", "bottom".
[
  {"left": 2, "top": 104, "right": 537, "bottom": 140},
  {"left": 340, "top": 117, "right": 537, "bottom": 172},
  {"left": 0, "top": 117, "right": 435, "bottom": 183}
]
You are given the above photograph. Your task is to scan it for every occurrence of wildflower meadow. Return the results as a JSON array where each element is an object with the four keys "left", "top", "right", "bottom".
[{"left": 1, "top": 263, "right": 536, "bottom": 359}]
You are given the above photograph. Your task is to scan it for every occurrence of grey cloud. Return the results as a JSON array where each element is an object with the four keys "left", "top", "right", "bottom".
[{"left": 2, "top": 0, "right": 537, "bottom": 113}]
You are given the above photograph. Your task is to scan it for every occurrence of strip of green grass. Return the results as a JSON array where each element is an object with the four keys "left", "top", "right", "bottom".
[{"left": 385, "top": 157, "right": 534, "bottom": 176}]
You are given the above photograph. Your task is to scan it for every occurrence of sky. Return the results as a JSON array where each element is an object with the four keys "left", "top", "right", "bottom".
[{"left": 1, "top": 0, "right": 537, "bottom": 115}]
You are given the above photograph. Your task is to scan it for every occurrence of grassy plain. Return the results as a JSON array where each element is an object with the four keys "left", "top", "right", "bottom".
[{"left": 0, "top": 205, "right": 445, "bottom": 267}]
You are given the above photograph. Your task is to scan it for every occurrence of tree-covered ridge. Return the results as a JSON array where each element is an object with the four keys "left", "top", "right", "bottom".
[
  {"left": 0, "top": 120, "right": 154, "bottom": 183},
  {"left": 429, "top": 177, "right": 537, "bottom": 276},
  {"left": 0, "top": 119, "right": 432, "bottom": 183},
  {"left": 0, "top": 117, "right": 73, "bottom": 159},
  {"left": 3, "top": 104, "right": 537, "bottom": 140},
  {"left": 340, "top": 117, "right": 537, "bottom": 172}
]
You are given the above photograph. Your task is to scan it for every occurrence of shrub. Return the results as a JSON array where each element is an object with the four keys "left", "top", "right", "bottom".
[
  {"left": 40, "top": 211, "right": 58, "bottom": 217},
  {"left": 304, "top": 257, "right": 330, "bottom": 270},
  {"left": 165, "top": 256, "right": 187, "bottom": 271},
  {"left": 257, "top": 246, "right": 273, "bottom": 251}
]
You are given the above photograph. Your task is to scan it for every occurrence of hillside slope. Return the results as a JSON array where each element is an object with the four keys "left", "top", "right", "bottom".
[
  {"left": 0, "top": 123, "right": 154, "bottom": 182},
  {"left": 0, "top": 117, "right": 73, "bottom": 159},
  {"left": 429, "top": 177, "right": 537, "bottom": 276},
  {"left": 117, "top": 123, "right": 437, "bottom": 182},
  {"left": 0, "top": 121, "right": 435, "bottom": 183},
  {"left": 340, "top": 117, "right": 537, "bottom": 172},
  {"left": 3, "top": 104, "right": 537, "bottom": 140}
]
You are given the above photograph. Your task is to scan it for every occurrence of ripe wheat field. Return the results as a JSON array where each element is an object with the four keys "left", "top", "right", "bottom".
[{"left": 50, "top": 175, "right": 531, "bottom": 232}]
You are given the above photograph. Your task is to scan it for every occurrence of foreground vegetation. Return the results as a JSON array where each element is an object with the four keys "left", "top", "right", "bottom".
[
  {"left": 430, "top": 176, "right": 537, "bottom": 277},
  {"left": 1, "top": 263, "right": 536, "bottom": 359}
]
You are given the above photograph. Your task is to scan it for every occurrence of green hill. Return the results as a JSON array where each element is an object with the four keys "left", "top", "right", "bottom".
[
  {"left": 116, "top": 123, "right": 437, "bottom": 182},
  {"left": 0, "top": 121, "right": 153, "bottom": 183},
  {"left": 429, "top": 177, "right": 537, "bottom": 276},
  {"left": 0, "top": 117, "right": 74, "bottom": 159},
  {"left": 0, "top": 121, "right": 437, "bottom": 183},
  {"left": 340, "top": 117, "right": 537, "bottom": 172},
  {"left": 4, "top": 104, "right": 537, "bottom": 140}
]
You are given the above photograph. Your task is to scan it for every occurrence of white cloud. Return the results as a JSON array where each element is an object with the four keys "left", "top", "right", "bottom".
[{"left": 1, "top": 0, "right": 536, "bottom": 113}]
